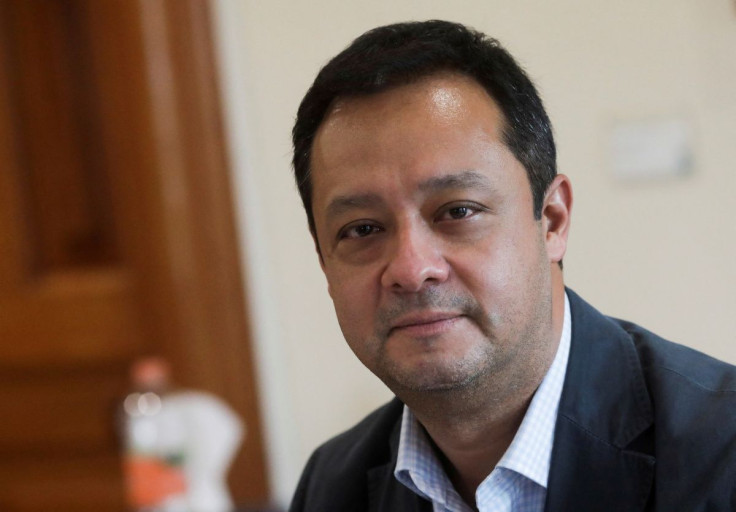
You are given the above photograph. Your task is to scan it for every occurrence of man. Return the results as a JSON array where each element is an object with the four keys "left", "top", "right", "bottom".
[{"left": 288, "top": 20, "right": 736, "bottom": 511}]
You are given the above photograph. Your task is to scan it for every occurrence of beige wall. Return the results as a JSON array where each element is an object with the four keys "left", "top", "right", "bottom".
[{"left": 212, "top": 0, "right": 736, "bottom": 506}]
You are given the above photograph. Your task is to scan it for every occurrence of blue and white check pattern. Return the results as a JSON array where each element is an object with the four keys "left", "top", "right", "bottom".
[{"left": 395, "top": 294, "right": 572, "bottom": 512}]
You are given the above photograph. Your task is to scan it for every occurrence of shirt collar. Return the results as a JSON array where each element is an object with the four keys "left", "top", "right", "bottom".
[
  {"left": 493, "top": 292, "right": 571, "bottom": 487},
  {"left": 394, "top": 293, "right": 572, "bottom": 501}
]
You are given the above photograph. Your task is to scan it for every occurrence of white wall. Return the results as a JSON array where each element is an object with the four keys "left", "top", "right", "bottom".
[{"left": 212, "top": 0, "right": 736, "bottom": 506}]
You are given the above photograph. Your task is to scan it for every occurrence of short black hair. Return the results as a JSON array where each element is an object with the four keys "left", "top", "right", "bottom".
[{"left": 293, "top": 20, "right": 557, "bottom": 236}]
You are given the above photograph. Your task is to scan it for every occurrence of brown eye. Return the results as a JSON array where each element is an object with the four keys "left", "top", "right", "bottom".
[
  {"left": 341, "top": 223, "right": 381, "bottom": 239},
  {"left": 439, "top": 205, "right": 475, "bottom": 221},
  {"left": 436, "top": 202, "right": 486, "bottom": 223},
  {"left": 354, "top": 225, "right": 375, "bottom": 236},
  {"left": 448, "top": 206, "right": 470, "bottom": 219}
]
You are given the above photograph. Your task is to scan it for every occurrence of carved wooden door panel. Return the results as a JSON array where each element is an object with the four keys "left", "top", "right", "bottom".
[{"left": 0, "top": 1, "right": 268, "bottom": 510}]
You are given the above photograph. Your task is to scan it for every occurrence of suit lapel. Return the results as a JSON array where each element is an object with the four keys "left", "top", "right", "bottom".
[
  {"left": 545, "top": 416, "right": 655, "bottom": 511},
  {"left": 545, "top": 290, "right": 656, "bottom": 511}
]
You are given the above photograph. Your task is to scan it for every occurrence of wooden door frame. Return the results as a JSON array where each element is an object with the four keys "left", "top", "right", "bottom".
[{"left": 84, "top": 0, "right": 269, "bottom": 503}]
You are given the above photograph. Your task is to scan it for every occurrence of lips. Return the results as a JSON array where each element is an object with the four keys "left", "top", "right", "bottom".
[{"left": 389, "top": 312, "right": 464, "bottom": 337}]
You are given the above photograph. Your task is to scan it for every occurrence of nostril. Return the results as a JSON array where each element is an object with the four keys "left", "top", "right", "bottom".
[{"left": 381, "top": 249, "right": 449, "bottom": 292}]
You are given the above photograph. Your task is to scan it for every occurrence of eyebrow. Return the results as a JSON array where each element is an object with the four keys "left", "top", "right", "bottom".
[
  {"left": 325, "top": 193, "right": 385, "bottom": 219},
  {"left": 417, "top": 170, "right": 493, "bottom": 193},
  {"left": 324, "top": 170, "right": 493, "bottom": 219}
]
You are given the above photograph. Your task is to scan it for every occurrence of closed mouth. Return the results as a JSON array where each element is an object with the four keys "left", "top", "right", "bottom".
[{"left": 389, "top": 312, "right": 464, "bottom": 336}]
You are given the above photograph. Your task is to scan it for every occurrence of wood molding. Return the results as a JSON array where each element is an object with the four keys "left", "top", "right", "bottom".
[
  {"left": 133, "top": 0, "right": 271, "bottom": 503},
  {"left": 0, "top": 0, "right": 269, "bottom": 507}
]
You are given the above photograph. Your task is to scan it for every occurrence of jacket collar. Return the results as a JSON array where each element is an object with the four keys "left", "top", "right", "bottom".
[{"left": 545, "top": 289, "right": 655, "bottom": 511}]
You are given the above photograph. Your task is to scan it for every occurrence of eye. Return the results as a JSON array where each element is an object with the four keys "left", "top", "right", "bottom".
[
  {"left": 447, "top": 206, "right": 471, "bottom": 219},
  {"left": 436, "top": 203, "right": 483, "bottom": 222},
  {"left": 339, "top": 223, "right": 382, "bottom": 240}
]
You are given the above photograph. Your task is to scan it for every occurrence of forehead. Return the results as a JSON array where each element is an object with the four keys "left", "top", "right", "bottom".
[
  {"left": 310, "top": 73, "right": 523, "bottom": 213},
  {"left": 315, "top": 73, "right": 505, "bottom": 157}
]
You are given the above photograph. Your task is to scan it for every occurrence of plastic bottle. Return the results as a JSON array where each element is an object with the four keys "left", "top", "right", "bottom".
[{"left": 121, "top": 357, "right": 189, "bottom": 512}]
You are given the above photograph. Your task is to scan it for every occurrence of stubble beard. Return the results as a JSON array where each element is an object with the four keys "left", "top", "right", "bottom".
[
  {"left": 370, "top": 246, "right": 555, "bottom": 413},
  {"left": 369, "top": 286, "right": 505, "bottom": 395}
]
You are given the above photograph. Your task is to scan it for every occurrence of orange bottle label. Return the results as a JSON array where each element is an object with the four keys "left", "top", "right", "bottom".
[{"left": 124, "top": 454, "right": 187, "bottom": 507}]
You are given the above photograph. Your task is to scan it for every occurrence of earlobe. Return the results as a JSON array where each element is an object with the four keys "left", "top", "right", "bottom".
[{"left": 542, "top": 174, "right": 573, "bottom": 263}]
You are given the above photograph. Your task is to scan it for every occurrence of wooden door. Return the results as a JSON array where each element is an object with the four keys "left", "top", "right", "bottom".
[{"left": 0, "top": 1, "right": 269, "bottom": 510}]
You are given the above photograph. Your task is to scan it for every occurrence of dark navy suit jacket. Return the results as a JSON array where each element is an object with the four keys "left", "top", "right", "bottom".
[{"left": 290, "top": 290, "right": 736, "bottom": 511}]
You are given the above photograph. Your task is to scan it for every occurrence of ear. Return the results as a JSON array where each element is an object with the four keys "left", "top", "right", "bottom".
[{"left": 542, "top": 174, "right": 573, "bottom": 264}]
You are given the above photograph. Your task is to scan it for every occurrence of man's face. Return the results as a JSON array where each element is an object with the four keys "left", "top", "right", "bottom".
[{"left": 310, "top": 73, "right": 561, "bottom": 395}]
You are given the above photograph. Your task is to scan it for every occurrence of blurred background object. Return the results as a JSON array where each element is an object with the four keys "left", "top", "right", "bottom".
[
  {"left": 121, "top": 358, "right": 190, "bottom": 511},
  {"left": 0, "top": 0, "right": 269, "bottom": 510},
  {"left": 121, "top": 357, "right": 245, "bottom": 512}
]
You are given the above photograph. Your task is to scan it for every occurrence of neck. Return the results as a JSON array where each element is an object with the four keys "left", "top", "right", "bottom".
[{"left": 406, "top": 374, "right": 537, "bottom": 505}]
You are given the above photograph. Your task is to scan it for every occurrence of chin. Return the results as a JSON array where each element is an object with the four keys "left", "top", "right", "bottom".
[{"left": 382, "top": 360, "right": 487, "bottom": 394}]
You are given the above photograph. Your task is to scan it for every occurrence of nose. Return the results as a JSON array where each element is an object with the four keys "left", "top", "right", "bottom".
[{"left": 380, "top": 223, "right": 450, "bottom": 292}]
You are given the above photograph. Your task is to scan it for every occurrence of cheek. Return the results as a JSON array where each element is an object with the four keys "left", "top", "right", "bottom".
[
  {"left": 326, "top": 269, "right": 378, "bottom": 328},
  {"left": 454, "top": 225, "right": 546, "bottom": 306},
  {"left": 327, "top": 274, "right": 383, "bottom": 367},
  {"left": 461, "top": 234, "right": 526, "bottom": 283}
]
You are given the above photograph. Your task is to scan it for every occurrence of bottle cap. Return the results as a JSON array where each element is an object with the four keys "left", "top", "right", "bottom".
[{"left": 130, "top": 357, "right": 171, "bottom": 390}]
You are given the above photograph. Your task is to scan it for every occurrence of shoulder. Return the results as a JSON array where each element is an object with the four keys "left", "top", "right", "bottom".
[
  {"left": 610, "top": 317, "right": 736, "bottom": 507},
  {"left": 612, "top": 317, "right": 736, "bottom": 398},
  {"left": 289, "top": 398, "right": 404, "bottom": 512},
  {"left": 610, "top": 316, "right": 736, "bottom": 446},
  {"left": 567, "top": 288, "right": 736, "bottom": 398},
  {"left": 565, "top": 289, "right": 736, "bottom": 507}
]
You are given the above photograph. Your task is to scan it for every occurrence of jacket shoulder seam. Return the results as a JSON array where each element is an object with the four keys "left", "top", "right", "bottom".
[{"left": 654, "top": 365, "right": 736, "bottom": 394}]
